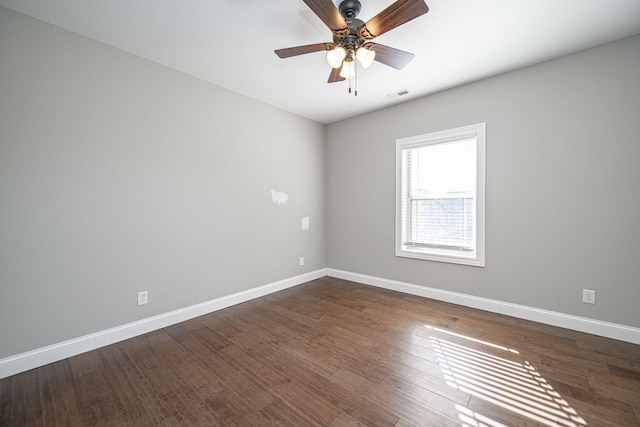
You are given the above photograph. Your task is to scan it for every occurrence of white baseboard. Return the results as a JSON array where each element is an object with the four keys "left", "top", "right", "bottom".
[
  {"left": 0, "top": 269, "right": 327, "bottom": 379},
  {"left": 3, "top": 267, "right": 637, "bottom": 379},
  {"left": 327, "top": 268, "right": 640, "bottom": 345}
]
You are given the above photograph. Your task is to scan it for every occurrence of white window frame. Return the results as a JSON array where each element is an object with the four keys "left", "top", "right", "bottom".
[{"left": 395, "top": 123, "right": 485, "bottom": 267}]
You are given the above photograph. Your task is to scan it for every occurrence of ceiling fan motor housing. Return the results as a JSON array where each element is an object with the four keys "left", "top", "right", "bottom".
[
  {"left": 338, "top": 0, "right": 361, "bottom": 19},
  {"left": 333, "top": 0, "right": 367, "bottom": 51}
]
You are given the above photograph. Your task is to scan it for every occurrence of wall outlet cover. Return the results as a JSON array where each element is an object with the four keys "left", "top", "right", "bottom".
[
  {"left": 582, "top": 289, "right": 596, "bottom": 304},
  {"left": 138, "top": 291, "right": 149, "bottom": 306}
]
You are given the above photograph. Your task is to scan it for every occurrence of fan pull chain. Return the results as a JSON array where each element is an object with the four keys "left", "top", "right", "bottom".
[
  {"left": 355, "top": 59, "right": 358, "bottom": 96},
  {"left": 346, "top": 59, "right": 358, "bottom": 96}
]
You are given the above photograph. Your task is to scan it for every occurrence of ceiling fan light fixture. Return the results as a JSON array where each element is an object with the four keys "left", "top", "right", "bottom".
[
  {"left": 275, "top": 0, "right": 429, "bottom": 94},
  {"left": 327, "top": 46, "right": 346, "bottom": 69},
  {"left": 356, "top": 46, "right": 376, "bottom": 69},
  {"left": 339, "top": 60, "right": 356, "bottom": 78}
]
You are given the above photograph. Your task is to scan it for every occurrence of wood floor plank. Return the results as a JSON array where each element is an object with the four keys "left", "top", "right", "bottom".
[
  {"left": 259, "top": 397, "right": 321, "bottom": 426},
  {"left": 332, "top": 367, "right": 457, "bottom": 427},
  {"left": 2, "top": 277, "right": 639, "bottom": 426},
  {"left": 39, "top": 360, "right": 85, "bottom": 425},
  {"left": 378, "top": 371, "right": 468, "bottom": 424},
  {"left": 67, "top": 350, "right": 132, "bottom": 425},
  {"left": 248, "top": 340, "right": 361, "bottom": 415},
  {"left": 271, "top": 378, "right": 342, "bottom": 426},
  {"left": 382, "top": 371, "right": 471, "bottom": 408},
  {"left": 327, "top": 412, "right": 370, "bottom": 427},
  {"left": 182, "top": 337, "right": 275, "bottom": 412},
  {"left": 1, "top": 367, "right": 42, "bottom": 426}
]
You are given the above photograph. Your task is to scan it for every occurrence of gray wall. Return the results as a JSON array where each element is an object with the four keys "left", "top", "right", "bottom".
[
  {"left": 1, "top": 5, "right": 638, "bottom": 362},
  {"left": 327, "top": 35, "right": 640, "bottom": 328},
  {"left": 0, "top": 7, "right": 326, "bottom": 358}
]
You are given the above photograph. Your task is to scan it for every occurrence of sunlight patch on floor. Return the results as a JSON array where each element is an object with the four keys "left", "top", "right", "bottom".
[
  {"left": 426, "top": 325, "right": 587, "bottom": 427},
  {"left": 455, "top": 405, "right": 509, "bottom": 427},
  {"left": 425, "top": 325, "right": 520, "bottom": 354}
]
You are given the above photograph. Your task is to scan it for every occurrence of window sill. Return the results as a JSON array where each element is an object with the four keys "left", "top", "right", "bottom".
[{"left": 396, "top": 247, "right": 485, "bottom": 267}]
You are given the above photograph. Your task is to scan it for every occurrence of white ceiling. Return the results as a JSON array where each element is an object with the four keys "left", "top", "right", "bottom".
[{"left": 2, "top": 0, "right": 640, "bottom": 124}]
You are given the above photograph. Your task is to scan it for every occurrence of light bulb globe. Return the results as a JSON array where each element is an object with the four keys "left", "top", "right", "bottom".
[
  {"left": 327, "top": 47, "right": 346, "bottom": 69},
  {"left": 356, "top": 47, "right": 376, "bottom": 69},
  {"left": 339, "top": 60, "right": 356, "bottom": 78}
]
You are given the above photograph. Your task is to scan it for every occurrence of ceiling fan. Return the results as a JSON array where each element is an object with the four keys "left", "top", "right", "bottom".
[{"left": 275, "top": 0, "right": 429, "bottom": 90}]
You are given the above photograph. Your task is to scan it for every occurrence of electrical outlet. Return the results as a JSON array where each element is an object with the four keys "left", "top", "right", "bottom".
[
  {"left": 137, "top": 291, "right": 148, "bottom": 306},
  {"left": 582, "top": 289, "right": 596, "bottom": 304},
  {"left": 299, "top": 257, "right": 304, "bottom": 266}
]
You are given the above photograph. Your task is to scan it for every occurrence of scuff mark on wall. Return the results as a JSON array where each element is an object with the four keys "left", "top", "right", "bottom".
[
  {"left": 271, "top": 189, "right": 289, "bottom": 206},
  {"left": 301, "top": 216, "right": 310, "bottom": 230}
]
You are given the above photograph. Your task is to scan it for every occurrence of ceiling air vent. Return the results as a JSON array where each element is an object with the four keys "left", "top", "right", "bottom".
[{"left": 385, "top": 89, "right": 409, "bottom": 99}]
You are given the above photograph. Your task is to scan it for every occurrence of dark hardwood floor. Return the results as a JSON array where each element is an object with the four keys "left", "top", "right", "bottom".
[{"left": 2, "top": 277, "right": 639, "bottom": 426}]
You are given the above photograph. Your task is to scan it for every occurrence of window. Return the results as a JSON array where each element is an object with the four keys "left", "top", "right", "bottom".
[{"left": 396, "top": 123, "right": 485, "bottom": 266}]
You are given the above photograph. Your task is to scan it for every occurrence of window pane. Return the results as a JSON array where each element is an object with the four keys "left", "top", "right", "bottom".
[
  {"left": 403, "top": 138, "right": 476, "bottom": 250},
  {"left": 410, "top": 139, "right": 476, "bottom": 197},
  {"left": 408, "top": 197, "right": 474, "bottom": 249}
]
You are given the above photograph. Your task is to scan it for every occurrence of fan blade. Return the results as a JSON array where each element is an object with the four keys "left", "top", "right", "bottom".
[
  {"left": 328, "top": 67, "right": 345, "bottom": 83},
  {"left": 275, "top": 42, "right": 334, "bottom": 58},
  {"left": 303, "top": 0, "right": 348, "bottom": 31},
  {"left": 363, "top": 0, "right": 429, "bottom": 38},
  {"left": 368, "top": 43, "right": 415, "bottom": 70}
]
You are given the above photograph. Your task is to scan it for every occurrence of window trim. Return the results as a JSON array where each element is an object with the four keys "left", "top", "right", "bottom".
[{"left": 395, "top": 123, "right": 486, "bottom": 267}]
